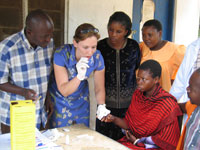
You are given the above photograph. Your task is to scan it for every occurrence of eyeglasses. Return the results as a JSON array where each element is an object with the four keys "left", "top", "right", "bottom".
[{"left": 80, "top": 28, "right": 99, "bottom": 34}]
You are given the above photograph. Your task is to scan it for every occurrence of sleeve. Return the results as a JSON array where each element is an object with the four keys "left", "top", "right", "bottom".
[
  {"left": 53, "top": 50, "right": 66, "bottom": 67},
  {"left": 170, "top": 42, "right": 196, "bottom": 100},
  {"left": 0, "top": 45, "right": 10, "bottom": 84},
  {"left": 171, "top": 45, "right": 186, "bottom": 80},
  {"left": 95, "top": 50, "right": 105, "bottom": 71},
  {"left": 135, "top": 42, "right": 141, "bottom": 70}
]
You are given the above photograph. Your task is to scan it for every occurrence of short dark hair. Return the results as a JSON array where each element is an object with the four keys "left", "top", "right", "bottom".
[
  {"left": 25, "top": 9, "right": 53, "bottom": 30},
  {"left": 143, "top": 19, "right": 162, "bottom": 31},
  {"left": 108, "top": 11, "right": 132, "bottom": 37},
  {"left": 139, "top": 59, "right": 162, "bottom": 78}
]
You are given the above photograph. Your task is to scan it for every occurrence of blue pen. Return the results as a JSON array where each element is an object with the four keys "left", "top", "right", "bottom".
[{"left": 37, "top": 142, "right": 44, "bottom": 146}]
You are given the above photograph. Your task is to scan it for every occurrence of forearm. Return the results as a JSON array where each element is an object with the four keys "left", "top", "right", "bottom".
[
  {"left": 57, "top": 76, "right": 81, "bottom": 97},
  {"left": 0, "top": 82, "right": 25, "bottom": 96},
  {"left": 95, "top": 88, "right": 105, "bottom": 105},
  {"left": 94, "top": 69, "right": 105, "bottom": 105},
  {"left": 113, "top": 117, "right": 129, "bottom": 130}
]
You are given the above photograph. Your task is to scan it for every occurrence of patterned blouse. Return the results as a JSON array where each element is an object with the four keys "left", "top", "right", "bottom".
[{"left": 49, "top": 44, "right": 104, "bottom": 127}]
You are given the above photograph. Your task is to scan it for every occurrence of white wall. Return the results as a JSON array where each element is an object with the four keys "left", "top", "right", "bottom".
[
  {"left": 173, "top": 0, "right": 200, "bottom": 46},
  {"left": 67, "top": 0, "right": 133, "bottom": 43}
]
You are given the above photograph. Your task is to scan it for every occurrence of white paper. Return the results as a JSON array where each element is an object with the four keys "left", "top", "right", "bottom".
[
  {"left": 0, "top": 129, "right": 63, "bottom": 150},
  {"left": 0, "top": 133, "right": 11, "bottom": 150}
]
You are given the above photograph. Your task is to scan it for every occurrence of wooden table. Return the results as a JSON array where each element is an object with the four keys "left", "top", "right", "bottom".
[{"left": 55, "top": 124, "right": 130, "bottom": 150}]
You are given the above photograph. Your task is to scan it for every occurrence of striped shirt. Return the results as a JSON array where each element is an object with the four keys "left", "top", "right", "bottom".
[
  {"left": 193, "top": 46, "right": 200, "bottom": 70},
  {"left": 184, "top": 106, "right": 200, "bottom": 150},
  {"left": 0, "top": 29, "right": 54, "bottom": 129}
]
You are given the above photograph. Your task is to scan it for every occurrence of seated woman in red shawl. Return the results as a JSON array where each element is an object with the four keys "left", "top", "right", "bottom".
[{"left": 102, "top": 60, "right": 182, "bottom": 150}]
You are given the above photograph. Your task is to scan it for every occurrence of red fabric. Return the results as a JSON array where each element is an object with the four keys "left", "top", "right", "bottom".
[{"left": 119, "top": 85, "right": 182, "bottom": 150}]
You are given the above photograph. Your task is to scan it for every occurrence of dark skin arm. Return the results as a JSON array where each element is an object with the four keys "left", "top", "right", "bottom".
[
  {"left": 44, "top": 90, "right": 54, "bottom": 129},
  {"left": 102, "top": 114, "right": 129, "bottom": 129},
  {"left": 178, "top": 102, "right": 187, "bottom": 113},
  {"left": 126, "top": 130, "right": 137, "bottom": 143},
  {"left": 0, "top": 83, "right": 54, "bottom": 131},
  {"left": 0, "top": 82, "right": 37, "bottom": 133},
  {"left": 102, "top": 114, "right": 137, "bottom": 143},
  {"left": 45, "top": 90, "right": 54, "bottom": 119},
  {"left": 0, "top": 82, "right": 37, "bottom": 100}
]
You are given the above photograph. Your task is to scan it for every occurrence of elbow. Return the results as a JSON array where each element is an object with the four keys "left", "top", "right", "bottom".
[
  {"left": 61, "top": 92, "right": 69, "bottom": 97},
  {"left": 58, "top": 87, "right": 69, "bottom": 97}
]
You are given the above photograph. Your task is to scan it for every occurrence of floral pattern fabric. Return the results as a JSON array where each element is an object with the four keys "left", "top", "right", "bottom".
[{"left": 49, "top": 44, "right": 104, "bottom": 128}]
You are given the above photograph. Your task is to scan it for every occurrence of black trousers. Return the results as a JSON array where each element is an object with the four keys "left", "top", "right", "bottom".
[{"left": 96, "top": 107, "right": 127, "bottom": 141}]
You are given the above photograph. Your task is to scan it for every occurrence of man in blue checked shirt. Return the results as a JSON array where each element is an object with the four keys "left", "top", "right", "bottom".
[{"left": 0, "top": 9, "right": 54, "bottom": 133}]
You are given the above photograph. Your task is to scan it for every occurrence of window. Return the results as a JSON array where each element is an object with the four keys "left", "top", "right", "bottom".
[
  {"left": 0, "top": 0, "right": 23, "bottom": 41},
  {"left": 0, "top": 0, "right": 65, "bottom": 48}
]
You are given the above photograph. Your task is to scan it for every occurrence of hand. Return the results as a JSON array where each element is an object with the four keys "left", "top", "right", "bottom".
[
  {"left": 76, "top": 57, "right": 89, "bottom": 80},
  {"left": 45, "top": 92, "right": 54, "bottom": 119},
  {"left": 22, "top": 88, "right": 37, "bottom": 100},
  {"left": 102, "top": 114, "right": 115, "bottom": 122},
  {"left": 96, "top": 104, "right": 111, "bottom": 120},
  {"left": 125, "top": 130, "right": 137, "bottom": 143}
]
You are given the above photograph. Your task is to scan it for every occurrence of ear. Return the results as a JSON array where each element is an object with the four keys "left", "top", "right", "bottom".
[
  {"left": 125, "top": 30, "right": 128, "bottom": 36},
  {"left": 73, "top": 39, "right": 78, "bottom": 48},
  {"left": 154, "top": 76, "right": 160, "bottom": 84},
  {"left": 25, "top": 28, "right": 32, "bottom": 36},
  {"left": 158, "top": 30, "right": 162, "bottom": 38}
]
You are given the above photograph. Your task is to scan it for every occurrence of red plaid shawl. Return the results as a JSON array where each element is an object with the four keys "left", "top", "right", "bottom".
[{"left": 119, "top": 85, "right": 182, "bottom": 150}]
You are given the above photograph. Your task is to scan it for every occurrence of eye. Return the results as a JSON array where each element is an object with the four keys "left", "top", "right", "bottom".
[
  {"left": 83, "top": 46, "right": 89, "bottom": 49},
  {"left": 142, "top": 78, "right": 147, "bottom": 82},
  {"left": 108, "top": 28, "right": 113, "bottom": 32},
  {"left": 116, "top": 30, "right": 122, "bottom": 34},
  {"left": 148, "top": 33, "right": 152, "bottom": 38},
  {"left": 92, "top": 46, "right": 96, "bottom": 49}
]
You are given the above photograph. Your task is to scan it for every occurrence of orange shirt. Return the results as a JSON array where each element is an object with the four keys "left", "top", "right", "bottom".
[{"left": 140, "top": 41, "right": 185, "bottom": 92}]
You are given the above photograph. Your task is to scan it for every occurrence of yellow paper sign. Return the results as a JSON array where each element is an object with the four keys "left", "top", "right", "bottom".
[{"left": 10, "top": 100, "right": 35, "bottom": 150}]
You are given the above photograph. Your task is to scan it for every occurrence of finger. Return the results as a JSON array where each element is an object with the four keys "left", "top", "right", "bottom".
[
  {"left": 127, "top": 131, "right": 133, "bottom": 137},
  {"left": 125, "top": 133, "right": 130, "bottom": 140},
  {"left": 79, "top": 63, "right": 89, "bottom": 68},
  {"left": 79, "top": 59, "right": 89, "bottom": 64},
  {"left": 31, "top": 94, "right": 37, "bottom": 101},
  {"left": 48, "top": 110, "right": 53, "bottom": 119},
  {"left": 125, "top": 130, "right": 129, "bottom": 137},
  {"left": 101, "top": 116, "right": 106, "bottom": 121},
  {"left": 47, "top": 107, "right": 53, "bottom": 119},
  {"left": 80, "top": 57, "right": 89, "bottom": 62}
]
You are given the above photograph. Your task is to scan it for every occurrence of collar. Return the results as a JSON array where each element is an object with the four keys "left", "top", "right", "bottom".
[{"left": 20, "top": 29, "right": 34, "bottom": 51}]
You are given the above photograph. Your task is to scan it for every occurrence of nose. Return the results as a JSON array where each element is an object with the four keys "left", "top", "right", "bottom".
[
  {"left": 88, "top": 48, "right": 94, "bottom": 56},
  {"left": 110, "top": 31, "right": 117, "bottom": 37}
]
